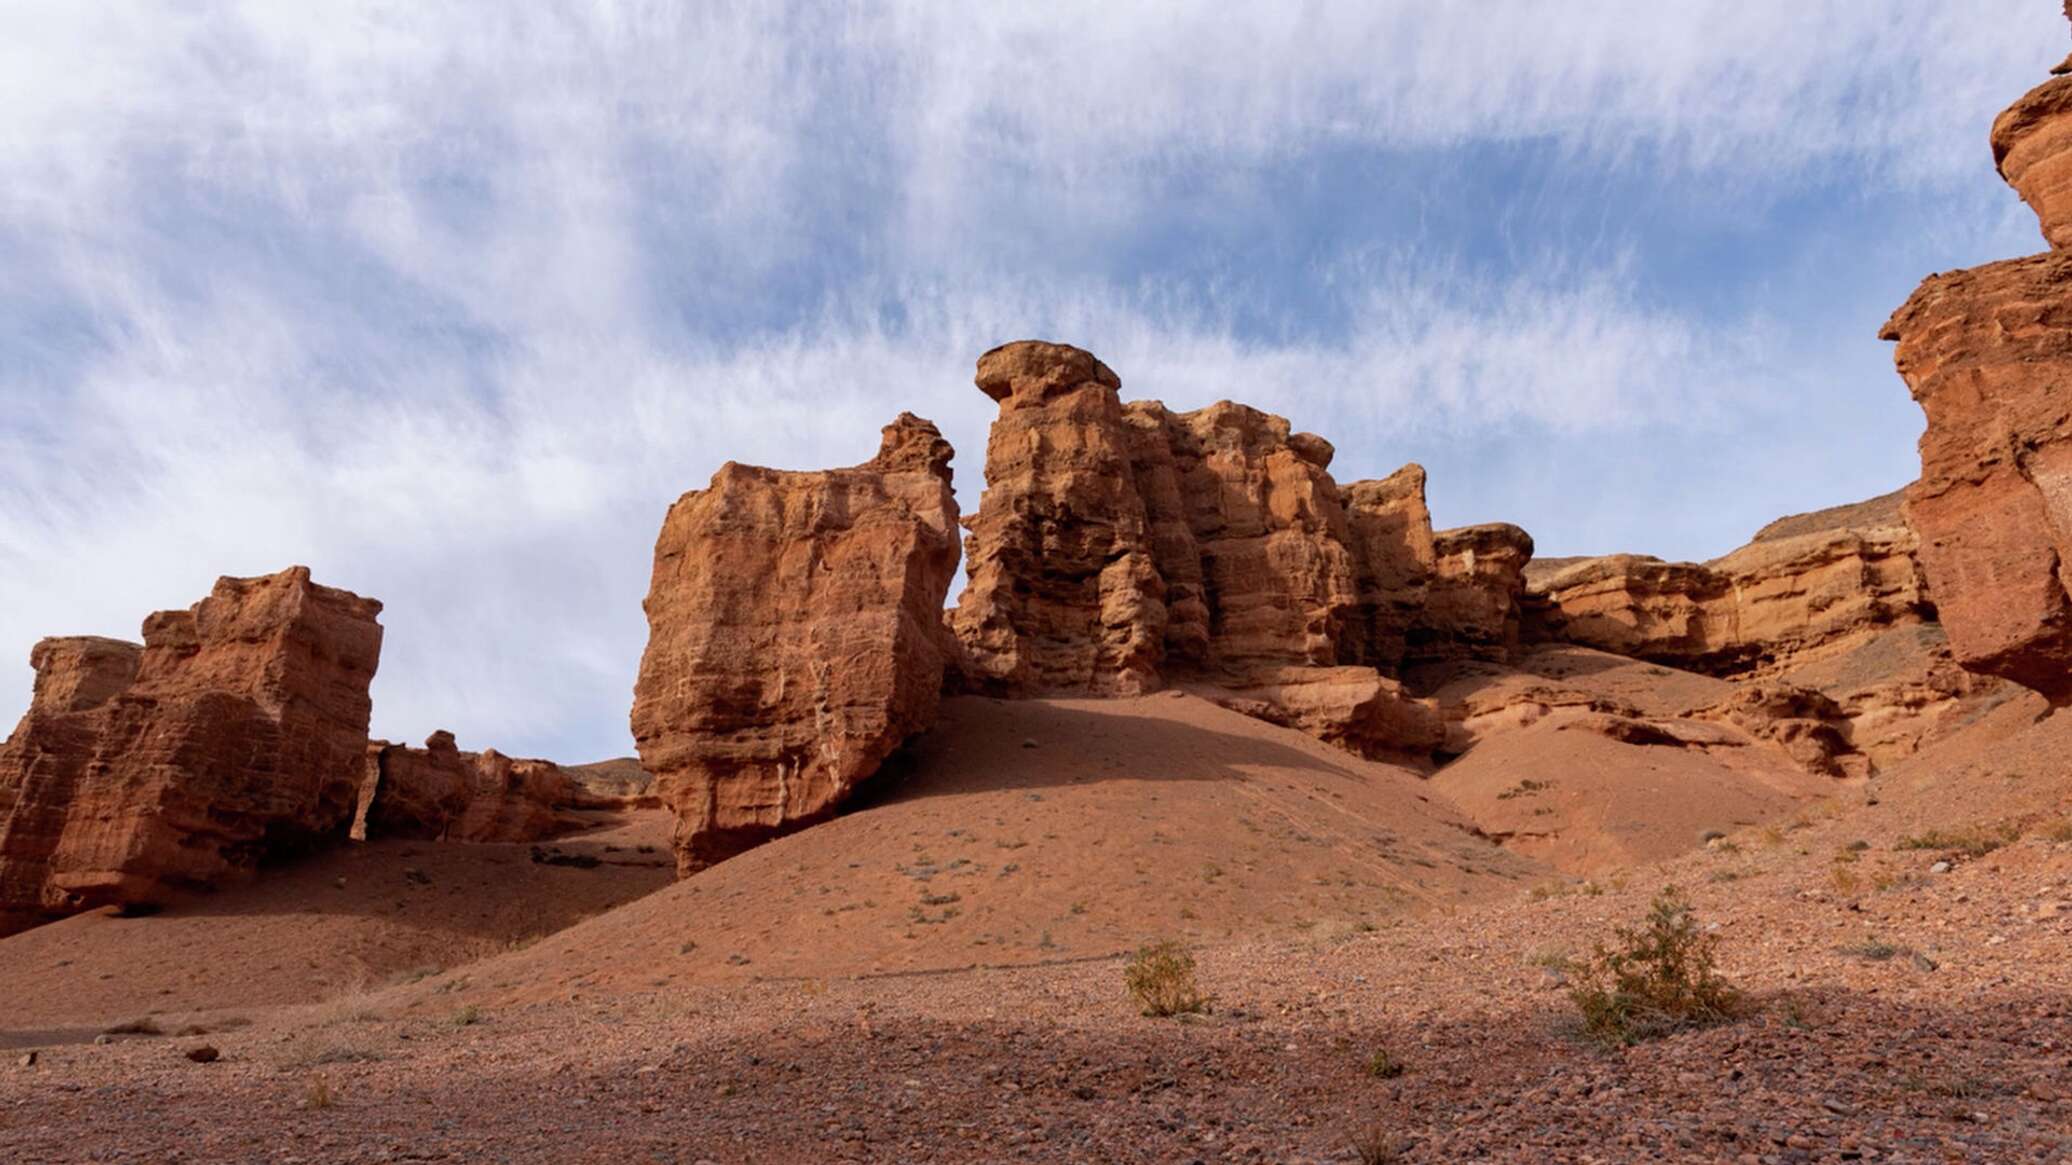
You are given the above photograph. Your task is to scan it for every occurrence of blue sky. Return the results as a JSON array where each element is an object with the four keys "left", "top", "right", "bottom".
[{"left": 0, "top": 2, "right": 2059, "bottom": 761}]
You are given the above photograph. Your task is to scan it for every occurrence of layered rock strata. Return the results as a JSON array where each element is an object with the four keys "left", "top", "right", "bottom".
[
  {"left": 950, "top": 341, "right": 1517, "bottom": 759},
  {"left": 0, "top": 568, "right": 382, "bottom": 934},
  {"left": 632, "top": 413, "right": 961, "bottom": 873},
  {"left": 1884, "top": 37, "right": 2072, "bottom": 704},
  {"left": 1525, "top": 492, "right": 1929, "bottom": 677},
  {"left": 353, "top": 731, "right": 603, "bottom": 845}
]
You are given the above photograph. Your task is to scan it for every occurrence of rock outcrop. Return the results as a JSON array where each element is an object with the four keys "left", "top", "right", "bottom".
[
  {"left": 950, "top": 341, "right": 1496, "bottom": 761},
  {"left": 1994, "top": 65, "right": 2072, "bottom": 250},
  {"left": 0, "top": 568, "right": 382, "bottom": 934},
  {"left": 1883, "top": 37, "right": 2072, "bottom": 705},
  {"left": 632, "top": 413, "right": 961, "bottom": 874},
  {"left": 1524, "top": 491, "right": 1929, "bottom": 677},
  {"left": 1410, "top": 523, "right": 1535, "bottom": 666},
  {"left": 354, "top": 733, "right": 652, "bottom": 845},
  {"left": 1341, "top": 464, "right": 1438, "bottom": 670}
]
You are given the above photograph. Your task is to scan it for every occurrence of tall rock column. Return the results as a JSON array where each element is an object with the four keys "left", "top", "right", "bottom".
[
  {"left": 1884, "top": 27, "right": 2072, "bottom": 704},
  {"left": 952, "top": 342, "right": 1168, "bottom": 695},
  {"left": 632, "top": 413, "right": 961, "bottom": 873},
  {"left": 0, "top": 568, "right": 383, "bottom": 934}
]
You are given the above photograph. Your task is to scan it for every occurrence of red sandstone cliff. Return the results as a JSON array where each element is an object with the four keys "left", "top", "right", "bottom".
[{"left": 1884, "top": 39, "right": 2072, "bottom": 705}]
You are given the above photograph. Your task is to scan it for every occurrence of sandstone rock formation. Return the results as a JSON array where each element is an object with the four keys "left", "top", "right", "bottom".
[
  {"left": 1995, "top": 66, "right": 2072, "bottom": 250},
  {"left": 632, "top": 413, "right": 961, "bottom": 873},
  {"left": 1410, "top": 523, "right": 1535, "bottom": 666},
  {"left": 354, "top": 731, "right": 473, "bottom": 841},
  {"left": 950, "top": 341, "right": 1492, "bottom": 761},
  {"left": 1883, "top": 39, "right": 2072, "bottom": 705},
  {"left": 1342, "top": 464, "right": 1438, "bottom": 670},
  {"left": 354, "top": 734, "right": 652, "bottom": 845},
  {"left": 0, "top": 568, "right": 382, "bottom": 934},
  {"left": 952, "top": 344, "right": 1164, "bottom": 695},
  {"left": 1525, "top": 491, "right": 1929, "bottom": 677}
]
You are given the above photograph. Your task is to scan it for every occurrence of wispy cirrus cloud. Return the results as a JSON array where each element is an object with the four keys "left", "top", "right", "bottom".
[{"left": 0, "top": 1, "right": 2058, "bottom": 758}]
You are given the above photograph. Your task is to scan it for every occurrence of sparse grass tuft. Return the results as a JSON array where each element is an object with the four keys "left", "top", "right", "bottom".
[
  {"left": 451, "top": 1004, "right": 483, "bottom": 1028},
  {"left": 2042, "top": 818, "right": 2072, "bottom": 844},
  {"left": 1347, "top": 1123, "right": 1407, "bottom": 1164},
  {"left": 100, "top": 1017, "right": 163, "bottom": 1037},
  {"left": 1838, "top": 938, "right": 1913, "bottom": 962},
  {"left": 1123, "top": 940, "right": 1210, "bottom": 1017},
  {"left": 1568, "top": 888, "right": 1739, "bottom": 1047},
  {"left": 1496, "top": 779, "right": 1552, "bottom": 801},
  {"left": 1364, "top": 1048, "right": 1406, "bottom": 1079},
  {"left": 1896, "top": 823, "right": 2019, "bottom": 858}
]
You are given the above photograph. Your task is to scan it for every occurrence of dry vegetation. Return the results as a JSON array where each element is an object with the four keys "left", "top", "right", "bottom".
[
  {"left": 1123, "top": 939, "right": 1210, "bottom": 1017},
  {"left": 1568, "top": 888, "right": 1740, "bottom": 1047}
]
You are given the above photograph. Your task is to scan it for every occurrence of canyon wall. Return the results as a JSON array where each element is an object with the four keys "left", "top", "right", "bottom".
[{"left": 1525, "top": 491, "right": 1930, "bottom": 677}]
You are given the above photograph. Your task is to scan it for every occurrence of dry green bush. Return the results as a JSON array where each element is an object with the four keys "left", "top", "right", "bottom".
[
  {"left": 1123, "top": 940, "right": 1209, "bottom": 1017},
  {"left": 1569, "top": 888, "right": 1739, "bottom": 1047}
]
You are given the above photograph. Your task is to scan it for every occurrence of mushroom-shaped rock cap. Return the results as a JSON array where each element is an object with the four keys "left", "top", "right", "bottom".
[
  {"left": 974, "top": 341, "right": 1121, "bottom": 405},
  {"left": 1992, "top": 8, "right": 2072, "bottom": 250}
]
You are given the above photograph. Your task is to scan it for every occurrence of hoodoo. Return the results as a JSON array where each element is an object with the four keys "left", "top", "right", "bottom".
[{"left": 631, "top": 413, "right": 962, "bottom": 873}]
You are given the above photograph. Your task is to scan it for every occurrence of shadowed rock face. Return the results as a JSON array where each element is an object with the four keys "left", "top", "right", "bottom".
[
  {"left": 632, "top": 413, "right": 961, "bottom": 874},
  {"left": 0, "top": 568, "right": 383, "bottom": 934},
  {"left": 1524, "top": 492, "right": 1928, "bottom": 677},
  {"left": 1412, "top": 524, "right": 1535, "bottom": 666},
  {"left": 1884, "top": 38, "right": 2072, "bottom": 705}
]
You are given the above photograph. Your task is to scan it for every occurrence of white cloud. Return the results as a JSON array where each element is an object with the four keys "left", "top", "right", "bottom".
[{"left": 0, "top": 0, "right": 2057, "bottom": 757}]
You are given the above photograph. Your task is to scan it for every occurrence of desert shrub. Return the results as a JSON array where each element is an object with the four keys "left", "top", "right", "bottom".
[
  {"left": 1568, "top": 888, "right": 1739, "bottom": 1047},
  {"left": 1895, "top": 824, "right": 2018, "bottom": 858},
  {"left": 1123, "top": 940, "right": 1209, "bottom": 1017},
  {"left": 1364, "top": 1048, "right": 1406, "bottom": 1079},
  {"left": 304, "top": 1072, "right": 334, "bottom": 1109},
  {"left": 2042, "top": 818, "right": 2072, "bottom": 844}
]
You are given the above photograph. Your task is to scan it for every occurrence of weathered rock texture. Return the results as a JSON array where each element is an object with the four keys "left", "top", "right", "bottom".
[
  {"left": 949, "top": 342, "right": 1518, "bottom": 759},
  {"left": 1411, "top": 523, "right": 1535, "bottom": 666},
  {"left": 632, "top": 413, "right": 961, "bottom": 874},
  {"left": 1883, "top": 42, "right": 2072, "bottom": 704},
  {"left": 353, "top": 734, "right": 653, "bottom": 845},
  {"left": 0, "top": 568, "right": 382, "bottom": 934},
  {"left": 1995, "top": 70, "right": 2072, "bottom": 251},
  {"left": 1525, "top": 491, "right": 1929, "bottom": 678}
]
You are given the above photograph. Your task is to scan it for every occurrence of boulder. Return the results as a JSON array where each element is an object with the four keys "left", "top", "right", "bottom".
[
  {"left": 632, "top": 413, "right": 961, "bottom": 873},
  {"left": 0, "top": 568, "right": 382, "bottom": 934}
]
